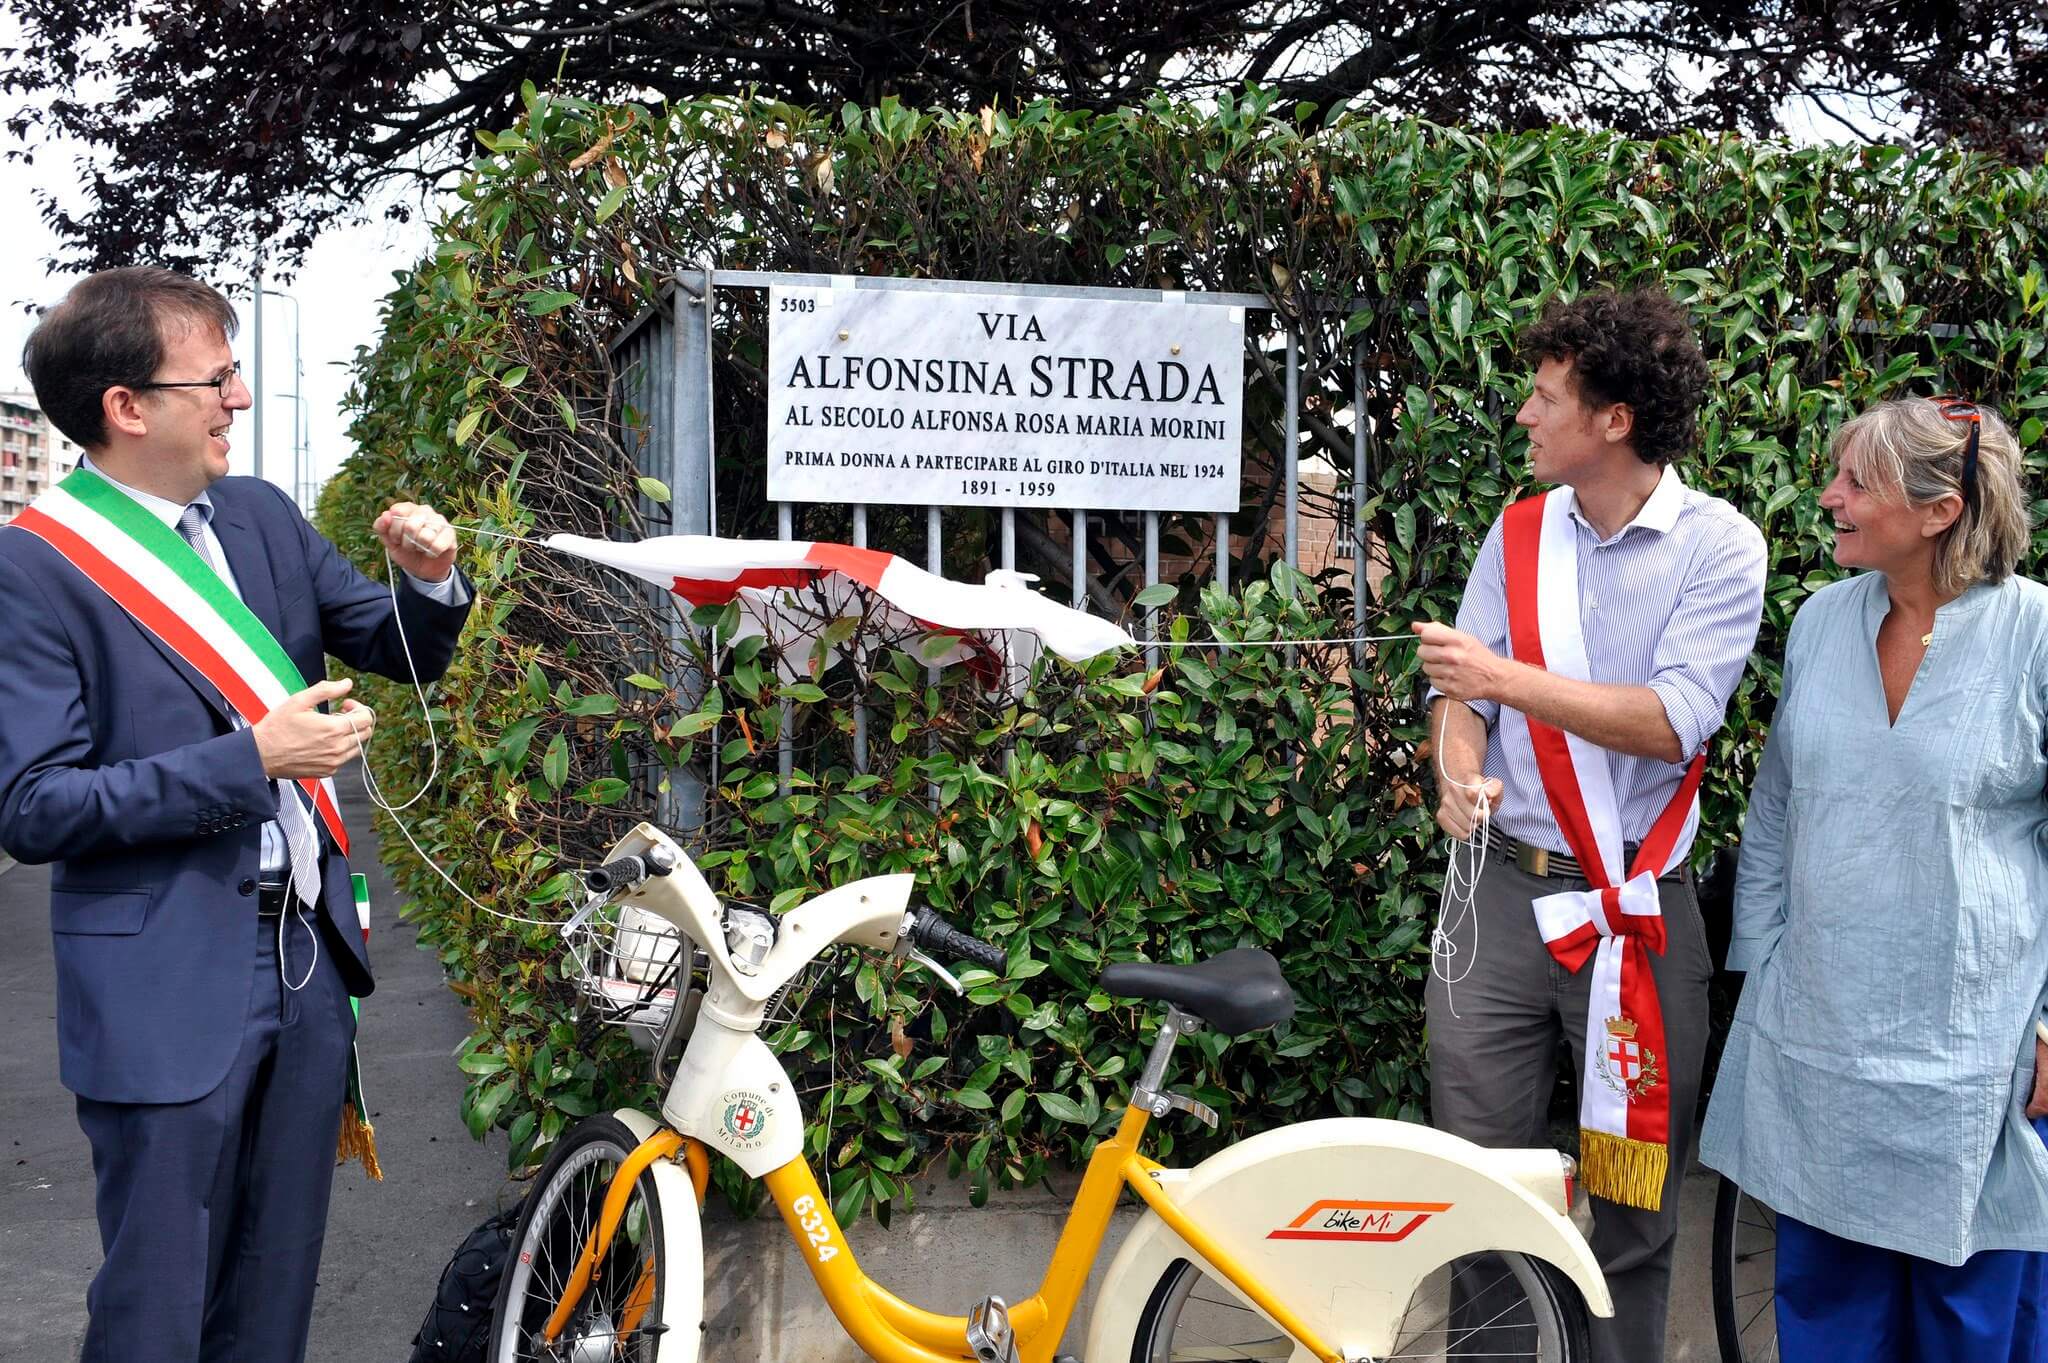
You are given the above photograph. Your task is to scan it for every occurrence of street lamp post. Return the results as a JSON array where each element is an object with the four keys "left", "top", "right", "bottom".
[
  {"left": 271, "top": 392, "right": 308, "bottom": 507},
  {"left": 251, "top": 257, "right": 263, "bottom": 483},
  {"left": 258, "top": 286, "right": 304, "bottom": 506}
]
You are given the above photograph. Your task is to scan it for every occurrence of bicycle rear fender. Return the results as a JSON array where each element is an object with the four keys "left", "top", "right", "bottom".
[
  {"left": 1086, "top": 1117, "right": 1611, "bottom": 1362},
  {"left": 609, "top": 1108, "right": 705, "bottom": 1363}
]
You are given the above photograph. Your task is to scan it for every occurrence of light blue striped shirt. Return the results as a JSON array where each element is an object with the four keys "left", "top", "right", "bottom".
[{"left": 1437, "top": 467, "right": 1766, "bottom": 850}]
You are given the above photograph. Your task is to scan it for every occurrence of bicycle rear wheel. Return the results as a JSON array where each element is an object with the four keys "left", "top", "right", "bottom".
[
  {"left": 1711, "top": 1175, "right": 1778, "bottom": 1362},
  {"left": 489, "top": 1114, "right": 686, "bottom": 1363},
  {"left": 1131, "top": 1249, "right": 1591, "bottom": 1361}
]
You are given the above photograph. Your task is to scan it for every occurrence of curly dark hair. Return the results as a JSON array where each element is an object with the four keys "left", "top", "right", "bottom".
[{"left": 1519, "top": 286, "right": 1709, "bottom": 466}]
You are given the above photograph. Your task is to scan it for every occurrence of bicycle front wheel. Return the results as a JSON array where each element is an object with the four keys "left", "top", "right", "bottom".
[
  {"left": 1131, "top": 1249, "right": 1591, "bottom": 1361},
  {"left": 1711, "top": 1175, "right": 1778, "bottom": 1362},
  {"left": 489, "top": 1114, "right": 689, "bottom": 1363}
]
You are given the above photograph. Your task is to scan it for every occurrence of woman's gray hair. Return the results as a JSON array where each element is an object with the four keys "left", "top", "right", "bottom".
[{"left": 1831, "top": 397, "right": 2032, "bottom": 596}]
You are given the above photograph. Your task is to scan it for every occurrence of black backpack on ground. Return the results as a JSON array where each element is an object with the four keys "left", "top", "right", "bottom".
[{"left": 406, "top": 1201, "right": 524, "bottom": 1363}]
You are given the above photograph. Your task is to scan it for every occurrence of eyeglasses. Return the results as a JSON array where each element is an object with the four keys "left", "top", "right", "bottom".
[
  {"left": 135, "top": 359, "right": 243, "bottom": 397},
  {"left": 1932, "top": 395, "right": 1981, "bottom": 510}
]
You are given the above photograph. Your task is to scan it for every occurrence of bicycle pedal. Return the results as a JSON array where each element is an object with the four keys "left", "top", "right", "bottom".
[{"left": 965, "top": 1294, "right": 1021, "bottom": 1363}]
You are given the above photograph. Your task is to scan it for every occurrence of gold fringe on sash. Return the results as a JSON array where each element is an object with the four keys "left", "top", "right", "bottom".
[
  {"left": 337, "top": 1108, "right": 384, "bottom": 1181},
  {"left": 1578, "top": 1128, "right": 1666, "bottom": 1212}
]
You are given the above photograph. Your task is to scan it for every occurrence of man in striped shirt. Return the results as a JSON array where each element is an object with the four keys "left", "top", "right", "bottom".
[{"left": 1414, "top": 286, "right": 1765, "bottom": 1363}]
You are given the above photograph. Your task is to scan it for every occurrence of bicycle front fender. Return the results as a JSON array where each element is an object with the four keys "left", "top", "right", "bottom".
[
  {"left": 609, "top": 1108, "right": 706, "bottom": 1363},
  {"left": 1087, "top": 1117, "right": 1611, "bottom": 1363}
]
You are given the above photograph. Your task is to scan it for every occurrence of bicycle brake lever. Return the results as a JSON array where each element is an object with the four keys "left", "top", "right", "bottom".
[{"left": 905, "top": 946, "right": 964, "bottom": 995}]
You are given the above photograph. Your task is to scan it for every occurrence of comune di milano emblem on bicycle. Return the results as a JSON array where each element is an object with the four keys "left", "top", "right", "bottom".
[
  {"left": 1593, "top": 1015, "right": 1663, "bottom": 1103},
  {"left": 719, "top": 1090, "right": 772, "bottom": 1153}
]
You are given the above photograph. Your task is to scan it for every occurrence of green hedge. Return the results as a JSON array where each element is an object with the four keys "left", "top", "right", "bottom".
[{"left": 320, "top": 86, "right": 2048, "bottom": 1216}]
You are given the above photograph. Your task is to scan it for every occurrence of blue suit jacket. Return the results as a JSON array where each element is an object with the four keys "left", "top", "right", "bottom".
[{"left": 0, "top": 476, "right": 471, "bottom": 1104}]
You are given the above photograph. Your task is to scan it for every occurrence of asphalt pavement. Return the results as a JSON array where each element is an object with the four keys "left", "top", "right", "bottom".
[{"left": 0, "top": 785, "right": 515, "bottom": 1362}]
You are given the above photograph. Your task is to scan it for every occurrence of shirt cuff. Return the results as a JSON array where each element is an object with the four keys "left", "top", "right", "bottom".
[
  {"left": 404, "top": 568, "right": 470, "bottom": 607},
  {"left": 1425, "top": 687, "right": 1499, "bottom": 727},
  {"left": 1647, "top": 677, "right": 1711, "bottom": 757}
]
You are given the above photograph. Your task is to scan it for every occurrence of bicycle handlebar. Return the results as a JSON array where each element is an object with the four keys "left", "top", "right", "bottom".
[
  {"left": 908, "top": 906, "right": 1008, "bottom": 974},
  {"left": 583, "top": 849, "right": 675, "bottom": 896}
]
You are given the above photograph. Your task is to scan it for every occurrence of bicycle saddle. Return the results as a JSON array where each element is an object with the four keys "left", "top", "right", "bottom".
[{"left": 1099, "top": 948, "right": 1295, "bottom": 1034}]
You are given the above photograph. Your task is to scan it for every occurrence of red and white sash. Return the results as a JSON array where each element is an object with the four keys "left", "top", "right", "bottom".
[
  {"left": 1501, "top": 490, "right": 1704, "bottom": 1212},
  {"left": 8, "top": 470, "right": 352, "bottom": 921}
]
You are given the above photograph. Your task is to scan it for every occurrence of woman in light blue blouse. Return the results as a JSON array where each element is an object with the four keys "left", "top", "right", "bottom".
[{"left": 1700, "top": 396, "right": 2048, "bottom": 1361}]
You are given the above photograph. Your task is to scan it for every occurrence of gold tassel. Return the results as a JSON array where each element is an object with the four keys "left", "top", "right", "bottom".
[
  {"left": 337, "top": 1109, "right": 385, "bottom": 1182},
  {"left": 1578, "top": 1129, "right": 1665, "bottom": 1211}
]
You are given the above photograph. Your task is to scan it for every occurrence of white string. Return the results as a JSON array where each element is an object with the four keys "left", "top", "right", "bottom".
[
  {"left": 341, "top": 540, "right": 569, "bottom": 929},
  {"left": 1430, "top": 700, "right": 1493, "bottom": 1019},
  {"left": 454, "top": 523, "right": 1419, "bottom": 653},
  {"left": 1132, "top": 631, "right": 1415, "bottom": 649},
  {"left": 279, "top": 891, "right": 320, "bottom": 992},
  {"left": 366, "top": 521, "right": 1431, "bottom": 927}
]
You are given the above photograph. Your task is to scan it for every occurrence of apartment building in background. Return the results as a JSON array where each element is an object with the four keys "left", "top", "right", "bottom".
[{"left": 0, "top": 392, "right": 83, "bottom": 524}]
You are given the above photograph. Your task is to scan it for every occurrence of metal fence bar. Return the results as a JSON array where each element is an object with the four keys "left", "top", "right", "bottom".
[
  {"left": 701, "top": 269, "right": 1270, "bottom": 310},
  {"left": 777, "top": 500, "right": 794, "bottom": 793},
  {"left": 1352, "top": 342, "right": 1368, "bottom": 667},
  {"left": 851, "top": 503, "right": 868, "bottom": 774},
  {"left": 1284, "top": 326, "right": 1300, "bottom": 577},
  {"left": 1144, "top": 511, "right": 1160, "bottom": 669},
  {"left": 658, "top": 291, "right": 713, "bottom": 831},
  {"left": 1071, "top": 510, "right": 1087, "bottom": 609},
  {"left": 698, "top": 256, "right": 718, "bottom": 536},
  {"left": 1215, "top": 515, "right": 1230, "bottom": 592},
  {"left": 927, "top": 505, "right": 941, "bottom": 807},
  {"left": 1000, "top": 508, "right": 1015, "bottom": 570}
]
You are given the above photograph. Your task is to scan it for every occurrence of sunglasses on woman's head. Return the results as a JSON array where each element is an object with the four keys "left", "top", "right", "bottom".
[{"left": 1932, "top": 396, "right": 1981, "bottom": 510}]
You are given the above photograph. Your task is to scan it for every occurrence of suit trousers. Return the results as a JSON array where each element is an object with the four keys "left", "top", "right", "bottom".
[
  {"left": 1426, "top": 851, "right": 1713, "bottom": 1363},
  {"left": 75, "top": 901, "right": 356, "bottom": 1363}
]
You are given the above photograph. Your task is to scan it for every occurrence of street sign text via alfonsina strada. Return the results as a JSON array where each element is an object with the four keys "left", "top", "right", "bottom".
[{"left": 767, "top": 286, "right": 1245, "bottom": 512}]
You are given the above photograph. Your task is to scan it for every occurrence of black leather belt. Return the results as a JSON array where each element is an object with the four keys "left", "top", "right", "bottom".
[
  {"left": 257, "top": 882, "right": 291, "bottom": 916},
  {"left": 1483, "top": 828, "right": 1685, "bottom": 884}
]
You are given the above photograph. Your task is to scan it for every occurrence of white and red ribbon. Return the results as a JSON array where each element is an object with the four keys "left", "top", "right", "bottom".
[
  {"left": 1502, "top": 490, "right": 1704, "bottom": 1212},
  {"left": 547, "top": 533, "right": 1132, "bottom": 688}
]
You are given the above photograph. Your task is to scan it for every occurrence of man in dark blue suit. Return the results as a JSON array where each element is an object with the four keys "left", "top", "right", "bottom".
[{"left": 0, "top": 267, "right": 474, "bottom": 1362}]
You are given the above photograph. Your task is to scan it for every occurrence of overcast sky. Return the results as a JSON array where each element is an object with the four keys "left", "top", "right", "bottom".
[{"left": 0, "top": 144, "right": 434, "bottom": 504}]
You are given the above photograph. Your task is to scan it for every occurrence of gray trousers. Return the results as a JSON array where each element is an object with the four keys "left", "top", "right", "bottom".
[{"left": 1426, "top": 851, "right": 1713, "bottom": 1363}]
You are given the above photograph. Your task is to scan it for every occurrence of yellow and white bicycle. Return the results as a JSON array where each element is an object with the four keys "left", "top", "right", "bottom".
[{"left": 488, "top": 822, "right": 1611, "bottom": 1362}]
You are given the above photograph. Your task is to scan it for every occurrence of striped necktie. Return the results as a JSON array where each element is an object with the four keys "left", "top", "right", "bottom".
[{"left": 177, "top": 503, "right": 325, "bottom": 910}]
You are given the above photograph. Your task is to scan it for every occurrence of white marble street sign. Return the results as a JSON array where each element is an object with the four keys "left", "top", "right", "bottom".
[{"left": 767, "top": 285, "right": 1244, "bottom": 512}]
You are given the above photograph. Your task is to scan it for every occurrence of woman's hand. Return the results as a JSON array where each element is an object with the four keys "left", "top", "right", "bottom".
[{"left": 2028, "top": 1033, "right": 2048, "bottom": 1120}]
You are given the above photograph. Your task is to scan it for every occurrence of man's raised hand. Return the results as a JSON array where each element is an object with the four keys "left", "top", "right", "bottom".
[
  {"left": 1412, "top": 620, "right": 1507, "bottom": 703},
  {"left": 252, "top": 679, "right": 376, "bottom": 779},
  {"left": 373, "top": 501, "right": 457, "bottom": 583}
]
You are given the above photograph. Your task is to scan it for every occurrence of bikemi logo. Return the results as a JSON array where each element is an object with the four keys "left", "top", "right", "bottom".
[
  {"left": 719, "top": 1089, "right": 772, "bottom": 1152},
  {"left": 1592, "top": 1014, "right": 1662, "bottom": 1102},
  {"left": 1268, "top": 1200, "right": 1453, "bottom": 1243}
]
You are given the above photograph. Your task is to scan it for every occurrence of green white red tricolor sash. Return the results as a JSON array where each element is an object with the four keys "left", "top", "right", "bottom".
[
  {"left": 7, "top": 469, "right": 351, "bottom": 862},
  {"left": 1502, "top": 490, "right": 1704, "bottom": 1212}
]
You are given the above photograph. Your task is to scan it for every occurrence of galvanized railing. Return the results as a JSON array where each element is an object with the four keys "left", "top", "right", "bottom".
[{"left": 613, "top": 269, "right": 1381, "bottom": 817}]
